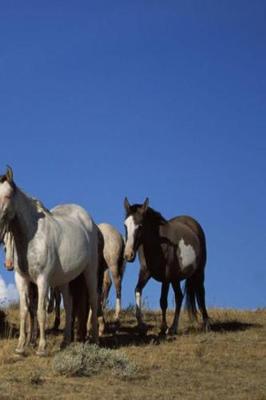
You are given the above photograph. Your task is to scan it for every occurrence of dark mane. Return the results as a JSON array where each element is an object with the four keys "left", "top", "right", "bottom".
[{"left": 146, "top": 207, "right": 167, "bottom": 225}]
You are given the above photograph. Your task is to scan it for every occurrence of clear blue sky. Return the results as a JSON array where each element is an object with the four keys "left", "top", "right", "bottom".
[{"left": 0, "top": 1, "right": 265, "bottom": 309}]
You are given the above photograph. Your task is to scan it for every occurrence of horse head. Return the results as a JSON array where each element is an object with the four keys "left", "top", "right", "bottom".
[
  {"left": 123, "top": 197, "right": 149, "bottom": 262},
  {"left": 0, "top": 166, "right": 16, "bottom": 240}
]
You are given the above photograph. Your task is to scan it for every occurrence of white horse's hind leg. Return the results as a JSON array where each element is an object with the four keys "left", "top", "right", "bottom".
[
  {"left": 15, "top": 272, "right": 30, "bottom": 355},
  {"left": 83, "top": 262, "right": 99, "bottom": 343},
  {"left": 112, "top": 270, "right": 122, "bottom": 323},
  {"left": 102, "top": 269, "right": 112, "bottom": 309},
  {"left": 36, "top": 275, "right": 48, "bottom": 356},
  {"left": 60, "top": 284, "right": 73, "bottom": 347}
]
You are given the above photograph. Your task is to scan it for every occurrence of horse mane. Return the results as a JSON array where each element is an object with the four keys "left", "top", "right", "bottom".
[
  {"left": 32, "top": 198, "right": 51, "bottom": 215},
  {"left": 17, "top": 187, "right": 51, "bottom": 216},
  {"left": 146, "top": 207, "right": 167, "bottom": 225}
]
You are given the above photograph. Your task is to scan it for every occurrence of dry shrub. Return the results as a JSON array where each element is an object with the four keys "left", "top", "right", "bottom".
[{"left": 52, "top": 343, "right": 138, "bottom": 379}]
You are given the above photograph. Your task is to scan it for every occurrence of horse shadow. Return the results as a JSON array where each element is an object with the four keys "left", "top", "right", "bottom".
[
  {"left": 99, "top": 319, "right": 263, "bottom": 349},
  {"left": 99, "top": 323, "right": 163, "bottom": 348},
  {"left": 208, "top": 320, "right": 262, "bottom": 333}
]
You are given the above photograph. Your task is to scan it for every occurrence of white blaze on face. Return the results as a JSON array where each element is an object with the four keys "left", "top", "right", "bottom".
[
  {"left": 4, "top": 231, "right": 14, "bottom": 270},
  {"left": 0, "top": 181, "right": 12, "bottom": 210},
  {"left": 124, "top": 215, "right": 139, "bottom": 252},
  {"left": 178, "top": 238, "right": 196, "bottom": 270},
  {"left": 0, "top": 181, "right": 15, "bottom": 227}
]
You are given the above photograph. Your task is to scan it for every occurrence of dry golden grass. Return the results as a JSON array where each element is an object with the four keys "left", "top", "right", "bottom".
[{"left": 0, "top": 306, "right": 265, "bottom": 400}]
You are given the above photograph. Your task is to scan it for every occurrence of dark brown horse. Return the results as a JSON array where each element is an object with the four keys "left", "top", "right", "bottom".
[{"left": 124, "top": 197, "right": 210, "bottom": 334}]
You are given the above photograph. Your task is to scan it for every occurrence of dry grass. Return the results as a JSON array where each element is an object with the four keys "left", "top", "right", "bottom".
[{"left": 0, "top": 306, "right": 265, "bottom": 400}]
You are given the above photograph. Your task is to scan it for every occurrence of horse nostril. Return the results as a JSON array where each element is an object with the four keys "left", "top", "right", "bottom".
[{"left": 124, "top": 251, "right": 134, "bottom": 262}]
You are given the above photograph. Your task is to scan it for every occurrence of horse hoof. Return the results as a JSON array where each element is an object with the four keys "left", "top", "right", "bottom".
[
  {"left": 36, "top": 349, "right": 47, "bottom": 357},
  {"left": 50, "top": 327, "right": 60, "bottom": 334},
  {"left": 159, "top": 325, "right": 168, "bottom": 336},
  {"left": 114, "top": 319, "right": 121, "bottom": 331},
  {"left": 98, "top": 324, "right": 105, "bottom": 337},
  {"left": 166, "top": 327, "right": 177, "bottom": 336},
  {"left": 60, "top": 340, "right": 71, "bottom": 350},
  {"left": 203, "top": 321, "right": 211, "bottom": 332},
  {"left": 15, "top": 348, "right": 25, "bottom": 356}
]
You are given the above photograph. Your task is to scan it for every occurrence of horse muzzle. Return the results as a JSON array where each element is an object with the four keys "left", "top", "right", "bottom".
[
  {"left": 124, "top": 249, "right": 136, "bottom": 263},
  {"left": 4, "top": 258, "right": 14, "bottom": 271}
]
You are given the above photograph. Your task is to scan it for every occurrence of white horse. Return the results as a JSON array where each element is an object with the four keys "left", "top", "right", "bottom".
[{"left": 0, "top": 166, "right": 99, "bottom": 356}]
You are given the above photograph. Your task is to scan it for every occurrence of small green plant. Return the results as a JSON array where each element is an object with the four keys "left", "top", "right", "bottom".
[{"left": 52, "top": 343, "right": 138, "bottom": 379}]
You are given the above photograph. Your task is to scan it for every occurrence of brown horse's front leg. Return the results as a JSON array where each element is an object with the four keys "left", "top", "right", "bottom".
[
  {"left": 135, "top": 268, "right": 150, "bottom": 333},
  {"left": 159, "top": 282, "right": 170, "bottom": 335}
]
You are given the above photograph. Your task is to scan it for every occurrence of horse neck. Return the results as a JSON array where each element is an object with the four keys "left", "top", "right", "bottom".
[
  {"left": 142, "top": 214, "right": 163, "bottom": 248},
  {"left": 10, "top": 187, "right": 40, "bottom": 242}
]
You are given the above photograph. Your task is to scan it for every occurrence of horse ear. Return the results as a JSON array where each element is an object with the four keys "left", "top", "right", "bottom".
[
  {"left": 6, "top": 165, "right": 13, "bottom": 183},
  {"left": 124, "top": 197, "right": 131, "bottom": 213},
  {"left": 142, "top": 197, "right": 149, "bottom": 213}
]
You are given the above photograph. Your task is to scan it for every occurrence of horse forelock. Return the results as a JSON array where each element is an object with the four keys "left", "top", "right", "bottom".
[
  {"left": 0, "top": 175, "right": 6, "bottom": 183},
  {"left": 126, "top": 204, "right": 166, "bottom": 226}
]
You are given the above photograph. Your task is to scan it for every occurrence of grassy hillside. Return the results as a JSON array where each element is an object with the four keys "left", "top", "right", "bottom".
[{"left": 0, "top": 306, "right": 265, "bottom": 400}]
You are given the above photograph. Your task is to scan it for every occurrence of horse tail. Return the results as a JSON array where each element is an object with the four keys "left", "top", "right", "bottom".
[
  {"left": 184, "top": 275, "right": 198, "bottom": 321},
  {"left": 70, "top": 273, "right": 89, "bottom": 342},
  {"left": 184, "top": 227, "right": 207, "bottom": 321},
  {"left": 179, "top": 216, "right": 209, "bottom": 324}
]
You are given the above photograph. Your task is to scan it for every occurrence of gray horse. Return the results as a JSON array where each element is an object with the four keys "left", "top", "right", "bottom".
[{"left": 0, "top": 166, "right": 99, "bottom": 355}]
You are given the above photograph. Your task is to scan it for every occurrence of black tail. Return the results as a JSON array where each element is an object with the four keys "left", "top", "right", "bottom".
[
  {"left": 179, "top": 216, "right": 208, "bottom": 325},
  {"left": 184, "top": 275, "right": 199, "bottom": 321}
]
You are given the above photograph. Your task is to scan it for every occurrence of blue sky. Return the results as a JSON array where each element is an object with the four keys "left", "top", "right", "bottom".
[{"left": 0, "top": 1, "right": 265, "bottom": 309}]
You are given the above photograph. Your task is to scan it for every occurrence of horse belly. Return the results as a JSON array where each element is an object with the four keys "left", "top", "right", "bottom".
[{"left": 49, "top": 228, "right": 95, "bottom": 286}]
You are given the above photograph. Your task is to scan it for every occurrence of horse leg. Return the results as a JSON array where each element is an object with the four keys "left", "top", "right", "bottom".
[
  {"left": 102, "top": 269, "right": 112, "bottom": 309},
  {"left": 15, "top": 272, "right": 30, "bottom": 355},
  {"left": 110, "top": 266, "right": 123, "bottom": 325},
  {"left": 83, "top": 265, "right": 99, "bottom": 343},
  {"left": 60, "top": 284, "right": 73, "bottom": 348},
  {"left": 195, "top": 273, "right": 210, "bottom": 331},
  {"left": 135, "top": 269, "right": 150, "bottom": 332},
  {"left": 168, "top": 281, "right": 183, "bottom": 335},
  {"left": 26, "top": 283, "right": 38, "bottom": 346},
  {"left": 47, "top": 287, "right": 55, "bottom": 314},
  {"left": 159, "top": 282, "right": 170, "bottom": 335},
  {"left": 76, "top": 288, "right": 89, "bottom": 342},
  {"left": 114, "top": 275, "right": 122, "bottom": 324},
  {"left": 36, "top": 275, "right": 49, "bottom": 356},
  {"left": 53, "top": 288, "right": 61, "bottom": 331}
]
